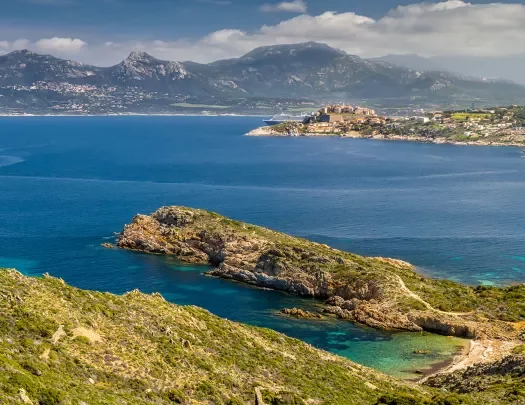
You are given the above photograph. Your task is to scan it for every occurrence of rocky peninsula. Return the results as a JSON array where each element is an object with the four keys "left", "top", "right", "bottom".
[
  {"left": 117, "top": 206, "right": 525, "bottom": 342},
  {"left": 246, "top": 123, "right": 525, "bottom": 147},
  {"left": 249, "top": 105, "right": 525, "bottom": 147}
]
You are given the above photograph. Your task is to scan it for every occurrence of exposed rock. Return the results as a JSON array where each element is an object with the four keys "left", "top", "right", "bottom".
[
  {"left": 409, "top": 315, "right": 477, "bottom": 338},
  {"left": 414, "top": 350, "right": 432, "bottom": 355},
  {"left": 280, "top": 308, "right": 323, "bottom": 319},
  {"left": 19, "top": 388, "right": 33, "bottom": 404},
  {"left": 51, "top": 325, "right": 66, "bottom": 345},
  {"left": 425, "top": 355, "right": 525, "bottom": 395}
]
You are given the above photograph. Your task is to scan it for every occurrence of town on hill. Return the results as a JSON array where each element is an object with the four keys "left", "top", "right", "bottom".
[{"left": 250, "top": 104, "right": 525, "bottom": 146}]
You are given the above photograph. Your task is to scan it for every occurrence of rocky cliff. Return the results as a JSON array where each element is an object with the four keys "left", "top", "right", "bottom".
[{"left": 117, "top": 206, "right": 524, "bottom": 340}]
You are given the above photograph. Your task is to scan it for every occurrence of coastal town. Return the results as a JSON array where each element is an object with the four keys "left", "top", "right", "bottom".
[{"left": 250, "top": 104, "right": 525, "bottom": 146}]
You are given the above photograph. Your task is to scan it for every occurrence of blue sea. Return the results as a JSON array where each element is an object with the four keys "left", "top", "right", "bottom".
[{"left": 1, "top": 116, "right": 524, "bottom": 378}]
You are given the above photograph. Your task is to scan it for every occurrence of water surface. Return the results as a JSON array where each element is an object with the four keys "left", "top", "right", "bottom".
[{"left": 1, "top": 116, "right": 523, "bottom": 378}]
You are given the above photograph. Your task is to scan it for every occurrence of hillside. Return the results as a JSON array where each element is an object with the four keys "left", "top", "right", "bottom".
[
  {"left": 117, "top": 206, "right": 525, "bottom": 340},
  {"left": 2, "top": 42, "right": 525, "bottom": 114},
  {"left": 425, "top": 353, "right": 525, "bottom": 405},
  {"left": 0, "top": 268, "right": 440, "bottom": 405}
]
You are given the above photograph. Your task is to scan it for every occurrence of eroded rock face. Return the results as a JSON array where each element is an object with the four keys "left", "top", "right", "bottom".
[
  {"left": 409, "top": 315, "right": 477, "bottom": 339},
  {"left": 324, "top": 298, "right": 423, "bottom": 332},
  {"left": 117, "top": 206, "right": 518, "bottom": 339}
]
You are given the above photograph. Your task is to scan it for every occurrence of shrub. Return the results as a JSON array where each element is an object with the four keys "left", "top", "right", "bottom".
[
  {"left": 165, "top": 388, "right": 186, "bottom": 403},
  {"left": 38, "top": 388, "right": 65, "bottom": 405}
]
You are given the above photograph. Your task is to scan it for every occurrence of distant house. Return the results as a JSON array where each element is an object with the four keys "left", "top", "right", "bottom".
[{"left": 355, "top": 107, "right": 376, "bottom": 116}]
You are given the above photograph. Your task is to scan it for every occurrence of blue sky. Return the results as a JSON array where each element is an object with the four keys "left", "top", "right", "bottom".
[
  {"left": 2, "top": 0, "right": 525, "bottom": 65},
  {"left": 2, "top": 0, "right": 516, "bottom": 39}
]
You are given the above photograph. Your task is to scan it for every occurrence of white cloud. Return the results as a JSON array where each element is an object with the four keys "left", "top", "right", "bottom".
[
  {"left": 12, "top": 39, "right": 30, "bottom": 50},
  {"left": 35, "top": 37, "right": 87, "bottom": 53},
  {"left": 97, "top": 0, "right": 525, "bottom": 64},
  {"left": 4, "top": 0, "right": 525, "bottom": 67},
  {"left": 260, "top": 0, "right": 307, "bottom": 13},
  {"left": 0, "top": 37, "right": 90, "bottom": 59}
]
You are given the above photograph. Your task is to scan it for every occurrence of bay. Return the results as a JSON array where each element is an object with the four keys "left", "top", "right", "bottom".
[{"left": 2, "top": 115, "right": 524, "bottom": 378}]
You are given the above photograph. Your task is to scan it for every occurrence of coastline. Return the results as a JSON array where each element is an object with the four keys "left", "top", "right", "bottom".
[
  {"left": 0, "top": 113, "right": 265, "bottom": 118},
  {"left": 246, "top": 126, "right": 525, "bottom": 148},
  {"left": 419, "top": 339, "right": 520, "bottom": 383}
]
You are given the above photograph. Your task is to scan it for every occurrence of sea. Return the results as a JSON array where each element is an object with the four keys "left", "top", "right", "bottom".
[{"left": 1, "top": 115, "right": 524, "bottom": 379}]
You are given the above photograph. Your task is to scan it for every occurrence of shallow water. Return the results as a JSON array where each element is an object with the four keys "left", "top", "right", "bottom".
[{"left": 0, "top": 115, "right": 523, "bottom": 378}]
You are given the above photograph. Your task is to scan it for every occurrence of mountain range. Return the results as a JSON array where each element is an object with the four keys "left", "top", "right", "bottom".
[
  {"left": 376, "top": 53, "right": 525, "bottom": 86},
  {"left": 1, "top": 42, "right": 525, "bottom": 115}
]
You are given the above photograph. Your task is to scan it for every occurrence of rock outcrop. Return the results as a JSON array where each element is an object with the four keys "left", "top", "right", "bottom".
[
  {"left": 280, "top": 308, "right": 323, "bottom": 319},
  {"left": 425, "top": 354, "right": 525, "bottom": 403},
  {"left": 118, "top": 206, "right": 523, "bottom": 339}
]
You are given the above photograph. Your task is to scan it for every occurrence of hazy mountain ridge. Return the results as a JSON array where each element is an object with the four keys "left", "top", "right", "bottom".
[
  {"left": 1, "top": 42, "right": 525, "bottom": 114},
  {"left": 375, "top": 53, "right": 525, "bottom": 85}
]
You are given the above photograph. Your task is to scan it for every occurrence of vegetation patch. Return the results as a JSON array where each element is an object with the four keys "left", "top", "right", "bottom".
[{"left": 0, "top": 269, "right": 431, "bottom": 405}]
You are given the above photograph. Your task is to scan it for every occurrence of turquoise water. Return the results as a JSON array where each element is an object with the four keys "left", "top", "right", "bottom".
[{"left": 1, "top": 115, "right": 523, "bottom": 378}]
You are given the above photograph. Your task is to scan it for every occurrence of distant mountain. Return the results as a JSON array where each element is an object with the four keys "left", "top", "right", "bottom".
[
  {"left": 0, "top": 50, "right": 104, "bottom": 86},
  {"left": 374, "top": 54, "right": 446, "bottom": 73},
  {"left": 375, "top": 53, "right": 525, "bottom": 86},
  {"left": 1, "top": 42, "right": 525, "bottom": 114}
]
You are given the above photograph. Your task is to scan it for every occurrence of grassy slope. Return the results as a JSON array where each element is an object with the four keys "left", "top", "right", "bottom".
[{"left": 0, "top": 269, "right": 432, "bottom": 405}]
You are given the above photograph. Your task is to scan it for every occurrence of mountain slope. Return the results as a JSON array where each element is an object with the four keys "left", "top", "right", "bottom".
[
  {"left": 207, "top": 43, "right": 525, "bottom": 103},
  {"left": 108, "top": 51, "right": 245, "bottom": 98},
  {"left": 374, "top": 54, "right": 447, "bottom": 73},
  {"left": 0, "top": 50, "right": 104, "bottom": 86},
  {"left": 1, "top": 42, "right": 525, "bottom": 114},
  {"left": 0, "top": 268, "right": 429, "bottom": 404}
]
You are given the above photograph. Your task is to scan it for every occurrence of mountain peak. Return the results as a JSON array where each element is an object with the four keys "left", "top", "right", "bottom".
[
  {"left": 126, "top": 51, "right": 156, "bottom": 63},
  {"left": 241, "top": 42, "right": 346, "bottom": 60},
  {"left": 6, "top": 49, "right": 35, "bottom": 57}
]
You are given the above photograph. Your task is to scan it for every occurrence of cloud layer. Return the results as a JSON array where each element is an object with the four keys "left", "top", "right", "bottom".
[
  {"left": 3, "top": 1, "right": 525, "bottom": 66},
  {"left": 0, "top": 37, "right": 86, "bottom": 55},
  {"left": 260, "top": 1, "right": 307, "bottom": 13}
]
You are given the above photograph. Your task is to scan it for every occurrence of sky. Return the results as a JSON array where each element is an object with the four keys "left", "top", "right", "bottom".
[{"left": 2, "top": 0, "right": 525, "bottom": 66}]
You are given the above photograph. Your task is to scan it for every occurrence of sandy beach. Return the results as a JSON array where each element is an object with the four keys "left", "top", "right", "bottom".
[{"left": 419, "top": 339, "right": 520, "bottom": 383}]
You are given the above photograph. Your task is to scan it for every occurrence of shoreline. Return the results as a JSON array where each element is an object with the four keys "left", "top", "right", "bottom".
[
  {"left": 0, "top": 113, "right": 265, "bottom": 118},
  {"left": 246, "top": 126, "right": 525, "bottom": 148},
  {"left": 419, "top": 339, "right": 520, "bottom": 383}
]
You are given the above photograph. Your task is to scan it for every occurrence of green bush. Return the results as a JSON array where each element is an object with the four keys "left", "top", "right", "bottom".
[
  {"left": 226, "top": 397, "right": 245, "bottom": 405},
  {"left": 375, "top": 393, "right": 472, "bottom": 405},
  {"left": 262, "top": 391, "right": 305, "bottom": 405},
  {"left": 165, "top": 389, "right": 186, "bottom": 403},
  {"left": 375, "top": 393, "right": 426, "bottom": 405},
  {"left": 38, "top": 388, "right": 65, "bottom": 405}
]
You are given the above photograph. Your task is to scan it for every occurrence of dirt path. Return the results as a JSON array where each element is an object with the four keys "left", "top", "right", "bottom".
[{"left": 395, "top": 275, "right": 473, "bottom": 316}]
